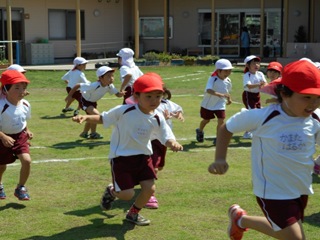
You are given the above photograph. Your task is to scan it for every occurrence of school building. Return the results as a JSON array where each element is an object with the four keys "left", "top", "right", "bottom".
[{"left": 0, "top": 0, "right": 319, "bottom": 65}]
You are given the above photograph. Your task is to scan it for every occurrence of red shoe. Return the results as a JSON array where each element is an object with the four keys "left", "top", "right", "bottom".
[{"left": 228, "top": 204, "right": 248, "bottom": 240}]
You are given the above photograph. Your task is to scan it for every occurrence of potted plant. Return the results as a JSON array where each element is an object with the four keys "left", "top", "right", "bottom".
[
  {"left": 182, "top": 55, "right": 196, "bottom": 66},
  {"left": 143, "top": 51, "right": 160, "bottom": 66},
  {"left": 170, "top": 53, "right": 184, "bottom": 66},
  {"left": 134, "top": 58, "right": 146, "bottom": 66},
  {"left": 157, "top": 52, "right": 172, "bottom": 66},
  {"left": 196, "top": 55, "right": 220, "bottom": 66}
]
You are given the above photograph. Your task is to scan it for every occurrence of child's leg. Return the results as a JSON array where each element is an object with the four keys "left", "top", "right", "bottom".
[
  {"left": 199, "top": 119, "right": 210, "bottom": 132},
  {"left": 216, "top": 118, "right": 225, "bottom": 138},
  {"left": 241, "top": 216, "right": 305, "bottom": 239},
  {"left": 0, "top": 164, "right": 7, "bottom": 183},
  {"left": 134, "top": 179, "right": 155, "bottom": 209},
  {"left": 17, "top": 153, "right": 31, "bottom": 186}
]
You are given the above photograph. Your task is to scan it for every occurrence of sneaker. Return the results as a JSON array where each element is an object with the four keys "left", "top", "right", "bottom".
[
  {"left": 73, "top": 110, "right": 79, "bottom": 116},
  {"left": 144, "top": 195, "right": 159, "bottom": 209},
  {"left": 90, "top": 132, "right": 103, "bottom": 139},
  {"left": 100, "top": 184, "right": 116, "bottom": 211},
  {"left": 196, "top": 128, "right": 204, "bottom": 142},
  {"left": 242, "top": 131, "right": 252, "bottom": 139},
  {"left": 0, "top": 184, "right": 6, "bottom": 199},
  {"left": 125, "top": 212, "right": 150, "bottom": 226},
  {"left": 314, "top": 163, "right": 320, "bottom": 175},
  {"left": 14, "top": 185, "right": 30, "bottom": 200},
  {"left": 79, "top": 132, "right": 89, "bottom": 139},
  {"left": 228, "top": 204, "right": 248, "bottom": 240},
  {"left": 62, "top": 107, "right": 74, "bottom": 113}
]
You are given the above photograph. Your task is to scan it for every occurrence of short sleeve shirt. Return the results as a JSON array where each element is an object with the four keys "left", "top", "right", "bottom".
[
  {"left": 61, "top": 69, "right": 90, "bottom": 88},
  {"left": 80, "top": 81, "right": 118, "bottom": 102},
  {"left": 119, "top": 65, "right": 143, "bottom": 88},
  {"left": 243, "top": 71, "right": 266, "bottom": 93}
]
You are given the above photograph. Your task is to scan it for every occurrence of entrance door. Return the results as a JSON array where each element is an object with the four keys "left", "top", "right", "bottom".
[
  {"left": 0, "top": 9, "right": 24, "bottom": 62},
  {"left": 217, "top": 13, "right": 240, "bottom": 57}
]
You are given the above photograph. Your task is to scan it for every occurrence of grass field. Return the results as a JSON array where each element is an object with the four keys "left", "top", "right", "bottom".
[{"left": 0, "top": 65, "right": 319, "bottom": 240}]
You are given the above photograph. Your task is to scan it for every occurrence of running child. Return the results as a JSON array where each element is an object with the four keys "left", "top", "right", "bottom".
[
  {"left": 62, "top": 57, "right": 90, "bottom": 116},
  {"left": 72, "top": 73, "right": 183, "bottom": 226},
  {"left": 116, "top": 48, "right": 143, "bottom": 104},
  {"left": 242, "top": 55, "right": 267, "bottom": 139},
  {"left": 0, "top": 70, "right": 33, "bottom": 200},
  {"left": 208, "top": 59, "right": 320, "bottom": 240},
  {"left": 66, "top": 66, "right": 124, "bottom": 139},
  {"left": 196, "top": 59, "right": 233, "bottom": 145}
]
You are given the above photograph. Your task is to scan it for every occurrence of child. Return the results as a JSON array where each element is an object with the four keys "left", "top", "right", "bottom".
[
  {"left": 146, "top": 86, "right": 184, "bottom": 209},
  {"left": 66, "top": 66, "right": 124, "bottom": 139},
  {"left": 208, "top": 59, "right": 320, "bottom": 240},
  {"left": 196, "top": 59, "right": 233, "bottom": 145},
  {"left": 116, "top": 48, "right": 144, "bottom": 104},
  {"left": 242, "top": 55, "right": 267, "bottom": 139},
  {"left": 264, "top": 61, "right": 283, "bottom": 104},
  {"left": 62, "top": 57, "right": 90, "bottom": 116},
  {"left": 72, "top": 73, "right": 183, "bottom": 226},
  {"left": 0, "top": 70, "right": 33, "bottom": 200}
]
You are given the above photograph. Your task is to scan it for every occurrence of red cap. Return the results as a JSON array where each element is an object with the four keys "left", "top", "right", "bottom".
[
  {"left": 133, "top": 72, "right": 164, "bottom": 93},
  {"left": 267, "top": 61, "right": 283, "bottom": 73},
  {"left": 0, "top": 70, "right": 30, "bottom": 87},
  {"left": 279, "top": 60, "right": 320, "bottom": 95}
]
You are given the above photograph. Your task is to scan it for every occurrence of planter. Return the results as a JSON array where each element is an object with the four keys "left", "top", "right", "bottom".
[
  {"left": 134, "top": 60, "right": 146, "bottom": 66},
  {"left": 196, "top": 59, "right": 213, "bottom": 66},
  {"left": 145, "top": 60, "right": 160, "bottom": 66},
  {"left": 184, "top": 60, "right": 195, "bottom": 66},
  {"left": 170, "top": 59, "right": 184, "bottom": 66}
]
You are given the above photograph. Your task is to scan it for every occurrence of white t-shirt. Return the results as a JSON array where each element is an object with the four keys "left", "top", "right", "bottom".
[
  {"left": 243, "top": 71, "right": 267, "bottom": 93},
  {"left": 201, "top": 75, "right": 232, "bottom": 110},
  {"left": 119, "top": 65, "right": 143, "bottom": 88},
  {"left": 226, "top": 104, "right": 320, "bottom": 199},
  {"left": 0, "top": 98, "right": 31, "bottom": 134},
  {"left": 101, "top": 104, "right": 175, "bottom": 159},
  {"left": 80, "top": 81, "right": 118, "bottom": 102},
  {"left": 156, "top": 99, "right": 183, "bottom": 129},
  {"left": 61, "top": 69, "right": 90, "bottom": 88}
]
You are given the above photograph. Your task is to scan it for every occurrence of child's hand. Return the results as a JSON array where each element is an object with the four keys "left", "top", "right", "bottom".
[
  {"left": 72, "top": 115, "right": 86, "bottom": 124},
  {"left": 208, "top": 159, "right": 229, "bottom": 175},
  {"left": 163, "top": 109, "right": 171, "bottom": 120},
  {"left": 26, "top": 130, "right": 33, "bottom": 140},
  {"left": 0, "top": 135, "right": 15, "bottom": 148},
  {"left": 166, "top": 139, "right": 183, "bottom": 152},
  {"left": 171, "top": 112, "right": 184, "bottom": 122}
]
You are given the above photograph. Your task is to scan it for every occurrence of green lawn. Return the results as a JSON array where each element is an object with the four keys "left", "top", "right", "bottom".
[{"left": 0, "top": 65, "right": 319, "bottom": 240}]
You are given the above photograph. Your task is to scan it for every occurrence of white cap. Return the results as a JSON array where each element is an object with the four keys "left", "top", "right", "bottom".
[
  {"left": 7, "top": 64, "right": 26, "bottom": 73},
  {"left": 73, "top": 57, "right": 88, "bottom": 66},
  {"left": 96, "top": 66, "right": 115, "bottom": 77},
  {"left": 244, "top": 55, "right": 261, "bottom": 64},
  {"left": 116, "top": 48, "right": 134, "bottom": 58},
  {"left": 215, "top": 59, "right": 234, "bottom": 70}
]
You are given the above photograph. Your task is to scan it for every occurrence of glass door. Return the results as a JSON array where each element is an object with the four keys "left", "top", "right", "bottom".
[{"left": 217, "top": 13, "right": 240, "bottom": 57}]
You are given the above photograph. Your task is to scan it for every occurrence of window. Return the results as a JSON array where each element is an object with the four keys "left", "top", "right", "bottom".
[
  {"left": 48, "top": 10, "right": 85, "bottom": 40},
  {"left": 140, "top": 17, "right": 173, "bottom": 39}
]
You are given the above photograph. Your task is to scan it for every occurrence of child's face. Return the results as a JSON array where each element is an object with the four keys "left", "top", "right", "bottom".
[
  {"left": 135, "top": 90, "right": 163, "bottom": 114},
  {"left": 267, "top": 70, "right": 280, "bottom": 81},
  {"left": 6, "top": 82, "right": 28, "bottom": 104},
  {"left": 77, "top": 64, "right": 87, "bottom": 71},
  {"left": 99, "top": 72, "right": 114, "bottom": 86},
  {"left": 281, "top": 92, "right": 320, "bottom": 117},
  {"left": 247, "top": 60, "right": 260, "bottom": 73},
  {"left": 217, "top": 69, "right": 232, "bottom": 80}
]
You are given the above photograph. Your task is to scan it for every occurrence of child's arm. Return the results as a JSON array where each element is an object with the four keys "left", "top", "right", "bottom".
[
  {"left": 165, "top": 139, "right": 183, "bottom": 152},
  {"left": 208, "top": 124, "right": 233, "bottom": 175},
  {"left": 120, "top": 74, "right": 132, "bottom": 92},
  {"left": 0, "top": 131, "right": 15, "bottom": 147},
  {"left": 25, "top": 127, "right": 33, "bottom": 140},
  {"left": 170, "top": 111, "right": 184, "bottom": 122},
  {"left": 72, "top": 114, "right": 103, "bottom": 124},
  {"left": 115, "top": 90, "right": 126, "bottom": 98},
  {"left": 65, "top": 83, "right": 80, "bottom": 102}
]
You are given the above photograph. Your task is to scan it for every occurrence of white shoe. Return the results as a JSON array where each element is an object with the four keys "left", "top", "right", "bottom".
[{"left": 242, "top": 131, "right": 252, "bottom": 139}]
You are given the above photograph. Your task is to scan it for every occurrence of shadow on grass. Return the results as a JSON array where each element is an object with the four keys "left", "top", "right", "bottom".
[
  {"left": 41, "top": 114, "right": 73, "bottom": 119},
  {"left": 182, "top": 136, "right": 251, "bottom": 151},
  {"left": 304, "top": 212, "right": 320, "bottom": 228},
  {"left": 50, "top": 139, "right": 110, "bottom": 150},
  {"left": 21, "top": 218, "right": 135, "bottom": 240},
  {"left": 0, "top": 203, "right": 26, "bottom": 211}
]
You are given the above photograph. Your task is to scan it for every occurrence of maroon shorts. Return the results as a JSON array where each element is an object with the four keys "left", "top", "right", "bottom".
[
  {"left": 242, "top": 91, "right": 261, "bottom": 109},
  {"left": 151, "top": 139, "right": 167, "bottom": 169},
  {"left": 123, "top": 86, "right": 133, "bottom": 104},
  {"left": 256, "top": 195, "right": 308, "bottom": 230},
  {"left": 66, "top": 87, "right": 82, "bottom": 103},
  {"left": 79, "top": 97, "right": 97, "bottom": 112},
  {"left": 110, "top": 154, "right": 157, "bottom": 192},
  {"left": 0, "top": 130, "right": 30, "bottom": 165},
  {"left": 200, "top": 107, "right": 225, "bottom": 120}
]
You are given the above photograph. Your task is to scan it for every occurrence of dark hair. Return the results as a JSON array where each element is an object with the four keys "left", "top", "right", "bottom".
[
  {"left": 163, "top": 87, "right": 171, "bottom": 100},
  {"left": 275, "top": 84, "right": 294, "bottom": 103},
  {"left": 3, "top": 84, "right": 12, "bottom": 91}
]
